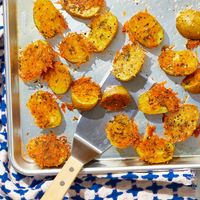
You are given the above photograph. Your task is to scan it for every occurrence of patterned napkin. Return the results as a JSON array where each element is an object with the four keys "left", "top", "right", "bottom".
[{"left": 0, "top": 4, "right": 197, "bottom": 200}]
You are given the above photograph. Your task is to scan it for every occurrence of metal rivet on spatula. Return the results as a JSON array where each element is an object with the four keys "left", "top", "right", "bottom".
[
  {"left": 69, "top": 167, "right": 74, "bottom": 172},
  {"left": 60, "top": 181, "right": 65, "bottom": 186}
]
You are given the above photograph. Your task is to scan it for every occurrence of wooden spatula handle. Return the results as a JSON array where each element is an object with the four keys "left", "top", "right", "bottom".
[{"left": 41, "top": 156, "right": 84, "bottom": 200}]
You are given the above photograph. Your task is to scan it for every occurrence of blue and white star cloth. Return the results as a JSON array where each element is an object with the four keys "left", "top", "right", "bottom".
[{"left": 0, "top": 4, "right": 198, "bottom": 200}]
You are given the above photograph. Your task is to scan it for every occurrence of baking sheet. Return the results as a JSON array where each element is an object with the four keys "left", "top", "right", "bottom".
[{"left": 15, "top": 0, "right": 200, "bottom": 168}]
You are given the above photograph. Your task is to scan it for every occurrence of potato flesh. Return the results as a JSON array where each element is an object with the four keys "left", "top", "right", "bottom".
[
  {"left": 59, "top": 33, "right": 94, "bottom": 66},
  {"left": 33, "top": 0, "right": 67, "bottom": 38},
  {"left": 164, "top": 104, "right": 199, "bottom": 143},
  {"left": 100, "top": 85, "right": 131, "bottom": 111},
  {"left": 43, "top": 61, "right": 72, "bottom": 95},
  {"left": 19, "top": 40, "right": 56, "bottom": 83},
  {"left": 61, "top": 0, "right": 104, "bottom": 19},
  {"left": 123, "top": 11, "right": 164, "bottom": 48},
  {"left": 138, "top": 82, "right": 180, "bottom": 114},
  {"left": 181, "top": 69, "right": 200, "bottom": 94},
  {"left": 27, "top": 91, "right": 62, "bottom": 129},
  {"left": 176, "top": 9, "right": 200, "bottom": 40},
  {"left": 71, "top": 77, "right": 101, "bottom": 111},
  {"left": 105, "top": 114, "right": 140, "bottom": 148},
  {"left": 158, "top": 48, "right": 198, "bottom": 76},
  {"left": 112, "top": 43, "right": 145, "bottom": 81},
  {"left": 88, "top": 12, "right": 118, "bottom": 52}
]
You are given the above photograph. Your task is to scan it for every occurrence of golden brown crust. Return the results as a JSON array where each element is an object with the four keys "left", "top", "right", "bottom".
[
  {"left": 105, "top": 114, "right": 140, "bottom": 149},
  {"left": 33, "top": 0, "right": 68, "bottom": 38},
  {"left": 27, "top": 90, "right": 62, "bottom": 129},
  {"left": 163, "top": 104, "right": 199, "bottom": 143},
  {"left": 87, "top": 12, "right": 118, "bottom": 52},
  {"left": 100, "top": 85, "right": 132, "bottom": 111},
  {"left": 59, "top": 33, "right": 95, "bottom": 66},
  {"left": 112, "top": 43, "right": 145, "bottom": 81},
  {"left": 181, "top": 69, "right": 200, "bottom": 94},
  {"left": 42, "top": 61, "right": 72, "bottom": 95},
  {"left": 123, "top": 11, "right": 164, "bottom": 48},
  {"left": 136, "top": 125, "right": 174, "bottom": 164},
  {"left": 138, "top": 82, "right": 180, "bottom": 114},
  {"left": 71, "top": 77, "right": 101, "bottom": 111},
  {"left": 61, "top": 0, "right": 104, "bottom": 19},
  {"left": 27, "top": 133, "right": 70, "bottom": 168},
  {"left": 158, "top": 47, "right": 199, "bottom": 76},
  {"left": 19, "top": 40, "right": 56, "bottom": 83}
]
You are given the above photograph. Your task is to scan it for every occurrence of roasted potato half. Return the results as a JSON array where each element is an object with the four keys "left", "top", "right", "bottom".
[
  {"left": 123, "top": 11, "right": 164, "bottom": 48},
  {"left": 27, "top": 133, "right": 70, "bottom": 168},
  {"left": 176, "top": 9, "right": 200, "bottom": 40},
  {"left": 43, "top": 61, "right": 72, "bottom": 95},
  {"left": 59, "top": 33, "right": 94, "bottom": 66},
  {"left": 164, "top": 104, "right": 199, "bottom": 143},
  {"left": 105, "top": 114, "right": 140, "bottom": 149},
  {"left": 60, "top": 0, "right": 104, "bottom": 19},
  {"left": 136, "top": 125, "right": 174, "bottom": 164},
  {"left": 112, "top": 43, "right": 145, "bottom": 81},
  {"left": 181, "top": 69, "right": 200, "bottom": 94},
  {"left": 27, "top": 90, "right": 62, "bottom": 129},
  {"left": 33, "top": 0, "right": 68, "bottom": 38},
  {"left": 138, "top": 82, "right": 180, "bottom": 114},
  {"left": 100, "top": 85, "right": 131, "bottom": 111},
  {"left": 158, "top": 47, "right": 198, "bottom": 76},
  {"left": 71, "top": 77, "right": 101, "bottom": 111},
  {"left": 87, "top": 12, "right": 118, "bottom": 52},
  {"left": 19, "top": 40, "right": 56, "bottom": 83}
]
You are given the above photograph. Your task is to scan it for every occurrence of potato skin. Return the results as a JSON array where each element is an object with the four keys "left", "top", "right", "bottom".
[
  {"left": 100, "top": 85, "right": 131, "bottom": 111},
  {"left": 60, "top": 0, "right": 104, "bottom": 19},
  {"left": 27, "top": 90, "right": 62, "bottom": 129},
  {"left": 182, "top": 69, "right": 200, "bottom": 94},
  {"left": 138, "top": 82, "right": 180, "bottom": 114},
  {"left": 71, "top": 77, "right": 101, "bottom": 111},
  {"left": 112, "top": 43, "right": 145, "bottom": 81},
  {"left": 164, "top": 104, "right": 199, "bottom": 143},
  {"left": 136, "top": 125, "right": 174, "bottom": 164},
  {"left": 43, "top": 61, "right": 72, "bottom": 95},
  {"left": 158, "top": 47, "right": 198, "bottom": 76},
  {"left": 33, "top": 0, "right": 68, "bottom": 38},
  {"left": 105, "top": 114, "right": 140, "bottom": 149},
  {"left": 88, "top": 12, "right": 118, "bottom": 52},
  {"left": 27, "top": 133, "right": 70, "bottom": 168},
  {"left": 123, "top": 11, "right": 164, "bottom": 48},
  {"left": 19, "top": 40, "right": 56, "bottom": 83},
  {"left": 59, "top": 33, "right": 95, "bottom": 66},
  {"left": 176, "top": 9, "right": 200, "bottom": 40}
]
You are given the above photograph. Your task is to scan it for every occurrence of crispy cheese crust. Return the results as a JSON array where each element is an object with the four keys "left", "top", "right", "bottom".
[
  {"left": 60, "top": 0, "right": 104, "bottom": 19},
  {"left": 27, "top": 90, "right": 62, "bottom": 129},
  {"left": 136, "top": 125, "right": 174, "bottom": 164},
  {"left": 33, "top": 0, "right": 68, "bottom": 38},
  {"left": 138, "top": 82, "right": 180, "bottom": 114},
  {"left": 19, "top": 40, "right": 56, "bottom": 83},
  {"left": 59, "top": 33, "right": 95, "bottom": 66},
  {"left": 112, "top": 43, "right": 145, "bottom": 81},
  {"left": 100, "top": 85, "right": 131, "bottom": 111},
  {"left": 27, "top": 133, "right": 70, "bottom": 168},
  {"left": 158, "top": 47, "right": 198, "bottom": 76},
  {"left": 105, "top": 114, "right": 140, "bottom": 148},
  {"left": 123, "top": 11, "right": 164, "bottom": 48},
  {"left": 181, "top": 69, "right": 200, "bottom": 94},
  {"left": 71, "top": 77, "right": 101, "bottom": 111},
  {"left": 43, "top": 61, "right": 72, "bottom": 95},
  {"left": 87, "top": 12, "right": 118, "bottom": 52},
  {"left": 163, "top": 104, "right": 199, "bottom": 143}
]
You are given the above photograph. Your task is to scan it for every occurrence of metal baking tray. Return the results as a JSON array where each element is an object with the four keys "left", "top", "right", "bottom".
[{"left": 4, "top": 0, "right": 200, "bottom": 176}]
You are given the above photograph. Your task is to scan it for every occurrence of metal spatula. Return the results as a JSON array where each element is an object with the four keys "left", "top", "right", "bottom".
[{"left": 41, "top": 72, "right": 148, "bottom": 200}]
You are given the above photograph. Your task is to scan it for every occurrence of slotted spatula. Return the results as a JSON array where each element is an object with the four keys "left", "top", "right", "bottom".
[{"left": 41, "top": 71, "right": 148, "bottom": 200}]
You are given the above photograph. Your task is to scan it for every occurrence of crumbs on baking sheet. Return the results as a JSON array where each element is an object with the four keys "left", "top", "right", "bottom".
[
  {"left": 123, "top": 10, "right": 127, "bottom": 16},
  {"left": 73, "top": 116, "right": 78, "bottom": 121},
  {"left": 61, "top": 102, "right": 74, "bottom": 113},
  {"left": 193, "top": 125, "right": 200, "bottom": 138}
]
